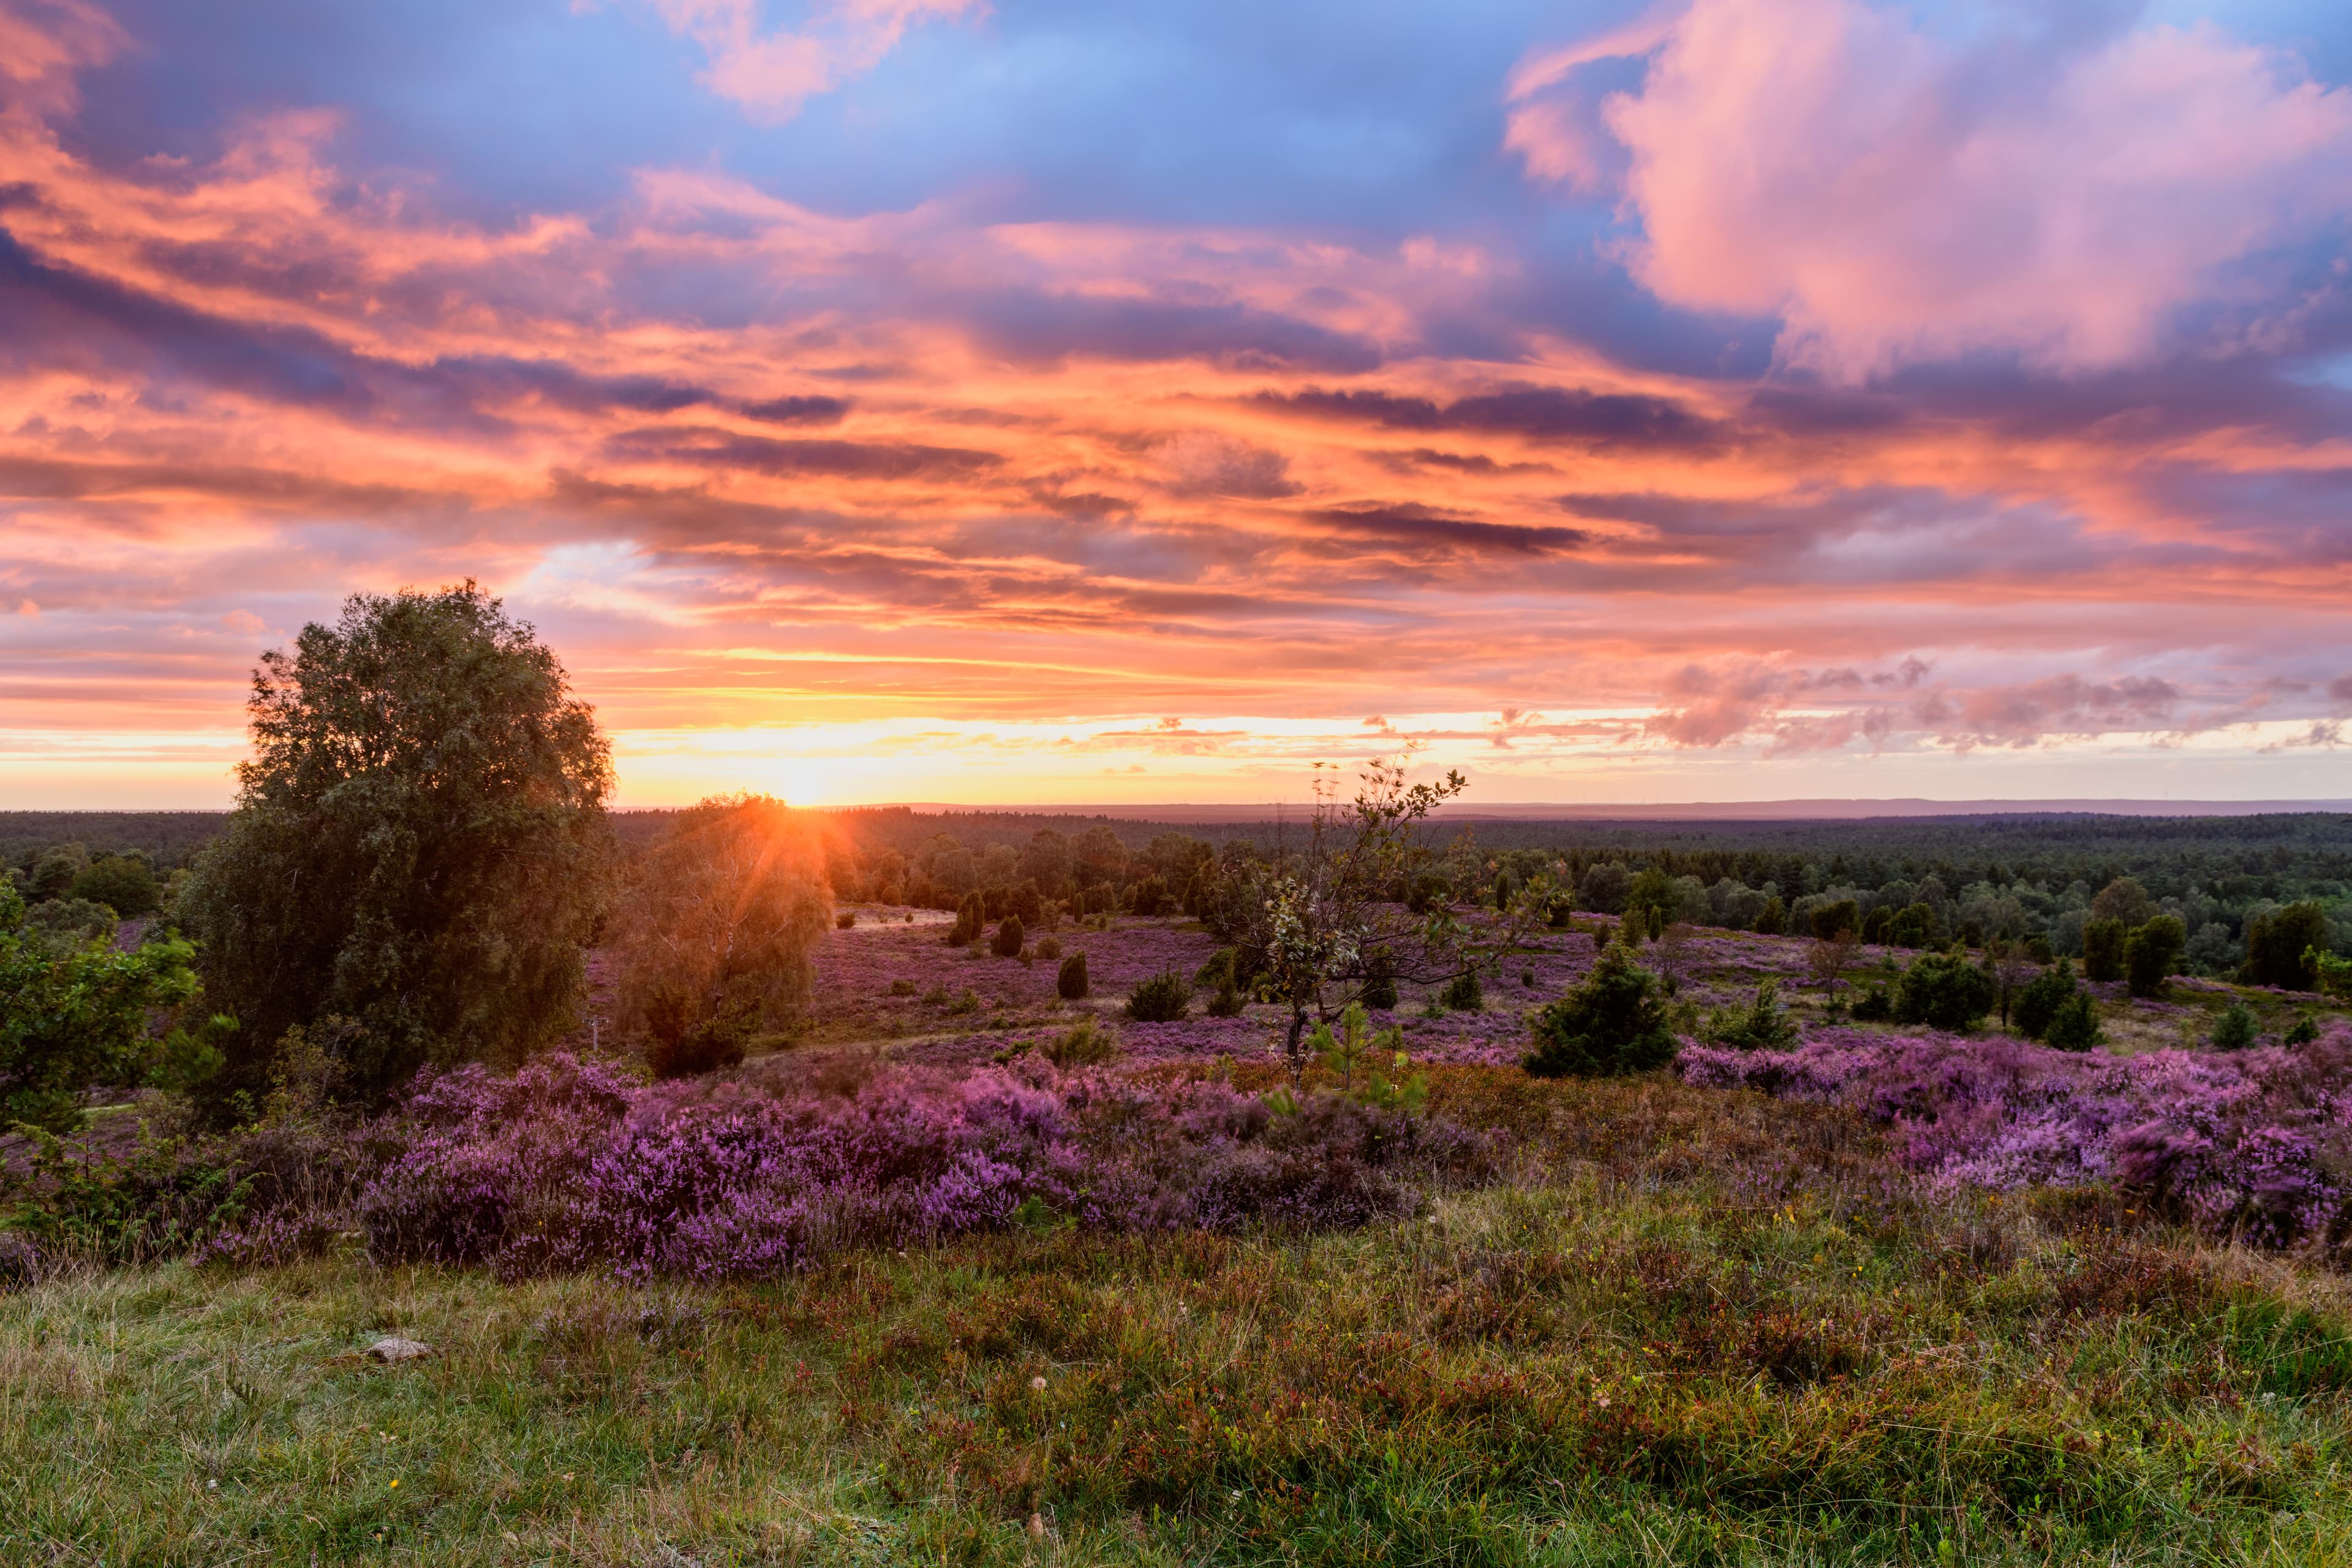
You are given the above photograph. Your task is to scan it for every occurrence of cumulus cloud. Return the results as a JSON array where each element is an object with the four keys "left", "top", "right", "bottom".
[
  {"left": 1518, "top": 0, "right": 2352, "bottom": 379},
  {"left": 646, "top": 0, "right": 983, "bottom": 121}
]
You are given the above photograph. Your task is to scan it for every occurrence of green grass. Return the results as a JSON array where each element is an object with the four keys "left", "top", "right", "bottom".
[{"left": 9, "top": 1071, "right": 2352, "bottom": 1566}]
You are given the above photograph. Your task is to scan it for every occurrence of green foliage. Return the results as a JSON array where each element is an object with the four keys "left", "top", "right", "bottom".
[
  {"left": 1809, "top": 899, "right": 1860, "bottom": 940},
  {"left": 611, "top": 795, "right": 831, "bottom": 1073},
  {"left": 1752, "top": 894, "right": 1785, "bottom": 935},
  {"left": 1308, "top": 1002, "right": 1428, "bottom": 1112},
  {"left": 1123, "top": 968, "right": 1192, "bottom": 1023},
  {"left": 1705, "top": 978, "right": 1800, "bottom": 1051},
  {"left": 1042, "top": 1016, "right": 1117, "bottom": 1069},
  {"left": 1204, "top": 977, "right": 1245, "bottom": 1017},
  {"left": 0, "top": 884, "right": 209, "bottom": 1133},
  {"left": 2241, "top": 900, "right": 2331, "bottom": 989},
  {"left": 2312, "top": 946, "right": 2352, "bottom": 999},
  {"left": 178, "top": 583, "right": 614, "bottom": 1110},
  {"left": 2090, "top": 875, "right": 2157, "bottom": 927},
  {"left": 1403, "top": 872, "right": 1450, "bottom": 915},
  {"left": 1573, "top": 860, "right": 1629, "bottom": 914},
  {"left": 1523, "top": 940, "right": 1676, "bottom": 1078},
  {"left": 1055, "top": 952, "right": 1088, "bottom": 1000},
  {"left": 2081, "top": 917, "right": 2128, "bottom": 984},
  {"left": 1438, "top": 968, "right": 1482, "bottom": 1011},
  {"left": 1893, "top": 949, "right": 1996, "bottom": 1031},
  {"left": 644, "top": 1012, "right": 748, "bottom": 1080},
  {"left": 991, "top": 914, "right": 1025, "bottom": 958},
  {"left": 67, "top": 854, "right": 160, "bottom": 919},
  {"left": 1358, "top": 952, "right": 1398, "bottom": 1009},
  {"left": 2011, "top": 960, "right": 2079, "bottom": 1040},
  {"left": 2044, "top": 990, "right": 2104, "bottom": 1051},
  {"left": 835, "top": 911, "right": 856, "bottom": 929},
  {"left": 1886, "top": 902, "right": 1935, "bottom": 949},
  {"left": 2286, "top": 1012, "right": 2322, "bottom": 1046},
  {"left": 2210, "top": 998, "right": 2259, "bottom": 1052},
  {"left": 946, "top": 889, "right": 984, "bottom": 946},
  {"left": 1850, "top": 982, "right": 1894, "bottom": 1022},
  {"left": 1033, "top": 935, "right": 1061, "bottom": 962},
  {"left": 28, "top": 843, "right": 88, "bottom": 902},
  {"left": 2124, "top": 914, "right": 2187, "bottom": 998},
  {"left": 23, "top": 897, "right": 116, "bottom": 949}
]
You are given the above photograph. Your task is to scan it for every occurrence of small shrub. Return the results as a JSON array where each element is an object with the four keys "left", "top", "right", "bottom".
[
  {"left": 1706, "top": 978, "right": 1800, "bottom": 1051},
  {"left": 888, "top": 978, "right": 917, "bottom": 997},
  {"left": 947, "top": 891, "right": 984, "bottom": 946},
  {"left": 835, "top": 911, "right": 856, "bottom": 929},
  {"left": 2011, "top": 960, "right": 2078, "bottom": 1040},
  {"left": 1359, "top": 954, "right": 1398, "bottom": 1010},
  {"left": 1125, "top": 969, "right": 1192, "bottom": 1023},
  {"left": 1057, "top": 952, "right": 1089, "bottom": 1000},
  {"left": 945, "top": 989, "right": 982, "bottom": 1017},
  {"left": 1035, "top": 935, "right": 1062, "bottom": 962},
  {"left": 1205, "top": 979, "right": 1245, "bottom": 1017},
  {"left": 1850, "top": 983, "right": 1894, "bottom": 1022},
  {"left": 1439, "top": 970, "right": 1483, "bottom": 1011},
  {"left": 1044, "top": 1017, "right": 1117, "bottom": 1068},
  {"left": 2044, "top": 991, "right": 2103, "bottom": 1051},
  {"left": 646, "top": 1013, "right": 748, "bottom": 1080},
  {"left": 1753, "top": 895, "right": 1786, "bottom": 935},
  {"left": 1521, "top": 968, "right": 1536, "bottom": 987},
  {"left": 1523, "top": 941, "right": 1676, "bottom": 1079},
  {"left": 992, "top": 915, "right": 1025, "bottom": 958},
  {"left": 1894, "top": 950, "right": 1996, "bottom": 1031},
  {"left": 919, "top": 984, "right": 951, "bottom": 1006},
  {"left": 2286, "top": 1012, "right": 2321, "bottom": 1046},
  {"left": 2211, "top": 999, "right": 2259, "bottom": 1052}
]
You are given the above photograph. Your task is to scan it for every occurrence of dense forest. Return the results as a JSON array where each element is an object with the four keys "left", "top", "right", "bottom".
[{"left": 14, "top": 804, "right": 2350, "bottom": 980}]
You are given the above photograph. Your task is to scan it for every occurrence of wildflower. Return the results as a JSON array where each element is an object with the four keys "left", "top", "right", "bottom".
[{"left": 1031, "top": 1375, "right": 1047, "bottom": 1391}]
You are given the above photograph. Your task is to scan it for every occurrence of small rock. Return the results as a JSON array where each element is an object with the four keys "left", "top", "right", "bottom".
[{"left": 366, "top": 1335, "right": 432, "bottom": 1363}]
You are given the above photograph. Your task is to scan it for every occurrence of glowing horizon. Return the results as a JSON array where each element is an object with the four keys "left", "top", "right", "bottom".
[{"left": 4, "top": 0, "right": 2351, "bottom": 809}]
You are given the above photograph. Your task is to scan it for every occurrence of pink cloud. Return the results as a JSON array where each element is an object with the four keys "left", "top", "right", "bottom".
[
  {"left": 1539, "top": 0, "right": 2352, "bottom": 379},
  {"left": 647, "top": 0, "right": 985, "bottom": 121}
]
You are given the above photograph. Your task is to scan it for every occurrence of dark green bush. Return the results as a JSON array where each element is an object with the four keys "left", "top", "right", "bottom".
[
  {"left": 2286, "top": 1012, "right": 2321, "bottom": 1046},
  {"left": 2210, "top": 999, "right": 2259, "bottom": 1051},
  {"left": 1205, "top": 979, "right": 1245, "bottom": 1017},
  {"left": 948, "top": 891, "right": 984, "bottom": 946},
  {"left": 2011, "top": 960, "right": 2078, "bottom": 1040},
  {"left": 992, "top": 915, "right": 1025, "bottom": 958},
  {"left": 1810, "top": 900, "right": 1860, "bottom": 941},
  {"left": 2241, "top": 901, "right": 2331, "bottom": 990},
  {"left": 1125, "top": 969, "right": 1191, "bottom": 1022},
  {"left": 1887, "top": 903, "right": 1935, "bottom": 949},
  {"left": 1404, "top": 873, "right": 1450, "bottom": 916},
  {"left": 1706, "top": 978, "right": 1800, "bottom": 1051},
  {"left": 1056, "top": 952, "right": 1089, "bottom": 1000},
  {"left": 2081, "top": 918, "right": 2127, "bottom": 984},
  {"left": 67, "top": 854, "right": 160, "bottom": 919},
  {"left": 1894, "top": 950, "right": 1996, "bottom": 1031},
  {"left": 1523, "top": 941, "right": 1676, "bottom": 1079},
  {"left": 2124, "top": 914, "right": 2185, "bottom": 998},
  {"left": 1439, "top": 970, "right": 1482, "bottom": 1011},
  {"left": 646, "top": 1011, "right": 748, "bottom": 1080},
  {"left": 2044, "top": 991, "right": 2103, "bottom": 1051},
  {"left": 835, "top": 911, "right": 856, "bottom": 930},
  {"left": 1754, "top": 895, "right": 1786, "bottom": 936}
]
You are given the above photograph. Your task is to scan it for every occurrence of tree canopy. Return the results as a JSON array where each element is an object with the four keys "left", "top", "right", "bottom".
[{"left": 179, "top": 583, "right": 614, "bottom": 1109}]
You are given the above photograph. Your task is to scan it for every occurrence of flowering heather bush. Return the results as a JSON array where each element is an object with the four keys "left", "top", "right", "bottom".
[
  {"left": 1682, "top": 1024, "right": 2352, "bottom": 1249},
  {"left": 356, "top": 1053, "right": 1488, "bottom": 1279}
]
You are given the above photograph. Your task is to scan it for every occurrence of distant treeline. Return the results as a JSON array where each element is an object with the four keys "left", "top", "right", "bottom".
[{"left": 12, "top": 805, "right": 2351, "bottom": 978}]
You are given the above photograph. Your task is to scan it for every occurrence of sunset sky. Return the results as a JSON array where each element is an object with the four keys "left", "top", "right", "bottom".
[{"left": 4, "top": 0, "right": 2352, "bottom": 807}]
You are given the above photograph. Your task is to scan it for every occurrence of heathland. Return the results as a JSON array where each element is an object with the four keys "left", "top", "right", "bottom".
[{"left": 8, "top": 586, "right": 2352, "bottom": 1566}]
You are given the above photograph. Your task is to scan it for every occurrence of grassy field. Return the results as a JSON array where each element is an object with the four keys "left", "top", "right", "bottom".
[{"left": 11, "top": 1070, "right": 2352, "bottom": 1567}]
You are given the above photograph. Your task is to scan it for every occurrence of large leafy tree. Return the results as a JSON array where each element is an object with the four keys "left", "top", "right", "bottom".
[{"left": 179, "top": 583, "right": 615, "bottom": 1109}]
